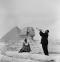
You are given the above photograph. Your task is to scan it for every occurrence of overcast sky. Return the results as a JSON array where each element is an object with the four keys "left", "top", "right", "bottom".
[{"left": 0, "top": 0, "right": 60, "bottom": 40}]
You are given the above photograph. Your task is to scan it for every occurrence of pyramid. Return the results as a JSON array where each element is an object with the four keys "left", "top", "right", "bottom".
[
  {"left": 0, "top": 26, "right": 25, "bottom": 51},
  {"left": 0, "top": 26, "right": 22, "bottom": 43}
]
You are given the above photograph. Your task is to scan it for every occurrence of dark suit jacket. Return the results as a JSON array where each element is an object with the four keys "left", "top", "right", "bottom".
[{"left": 39, "top": 31, "right": 48, "bottom": 45}]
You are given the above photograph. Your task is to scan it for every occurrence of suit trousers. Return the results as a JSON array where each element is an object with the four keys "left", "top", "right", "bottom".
[{"left": 42, "top": 44, "right": 49, "bottom": 55}]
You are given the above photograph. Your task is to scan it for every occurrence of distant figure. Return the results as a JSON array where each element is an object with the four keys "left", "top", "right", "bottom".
[
  {"left": 36, "top": 28, "right": 49, "bottom": 55},
  {"left": 19, "top": 38, "right": 31, "bottom": 53}
]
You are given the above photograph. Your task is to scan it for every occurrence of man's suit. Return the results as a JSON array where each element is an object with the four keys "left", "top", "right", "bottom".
[{"left": 39, "top": 31, "right": 49, "bottom": 55}]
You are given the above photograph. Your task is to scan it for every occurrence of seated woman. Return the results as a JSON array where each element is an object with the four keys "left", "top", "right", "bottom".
[{"left": 19, "top": 38, "right": 31, "bottom": 53}]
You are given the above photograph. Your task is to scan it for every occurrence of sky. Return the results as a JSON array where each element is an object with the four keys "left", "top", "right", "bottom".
[{"left": 0, "top": 0, "right": 60, "bottom": 40}]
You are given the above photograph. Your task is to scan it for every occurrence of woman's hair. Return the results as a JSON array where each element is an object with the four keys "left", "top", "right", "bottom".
[{"left": 24, "top": 38, "right": 27, "bottom": 43}]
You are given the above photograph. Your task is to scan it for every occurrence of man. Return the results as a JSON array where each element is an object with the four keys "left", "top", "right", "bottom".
[{"left": 36, "top": 28, "right": 49, "bottom": 55}]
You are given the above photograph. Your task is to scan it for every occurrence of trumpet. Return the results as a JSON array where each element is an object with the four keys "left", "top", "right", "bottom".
[{"left": 36, "top": 27, "right": 42, "bottom": 31}]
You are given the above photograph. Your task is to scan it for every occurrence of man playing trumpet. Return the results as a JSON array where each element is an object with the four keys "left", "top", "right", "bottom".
[{"left": 36, "top": 27, "right": 49, "bottom": 56}]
